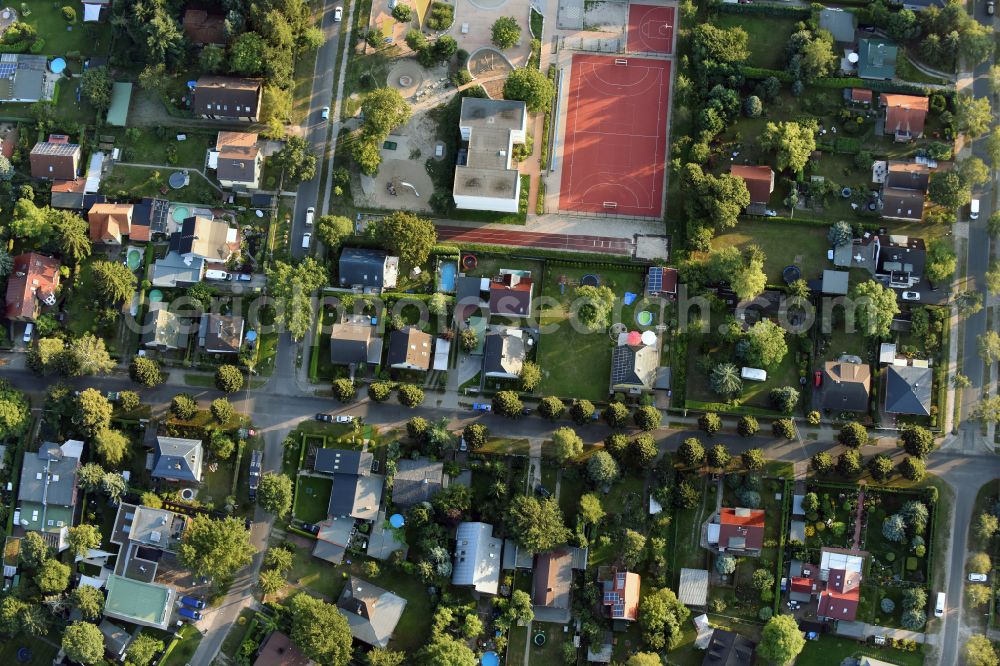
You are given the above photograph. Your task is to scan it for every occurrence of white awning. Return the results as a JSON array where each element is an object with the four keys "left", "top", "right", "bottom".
[{"left": 83, "top": 3, "right": 102, "bottom": 21}]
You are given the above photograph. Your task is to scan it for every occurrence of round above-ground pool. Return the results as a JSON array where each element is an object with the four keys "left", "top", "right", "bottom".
[
  {"left": 481, "top": 651, "right": 499, "bottom": 666},
  {"left": 389, "top": 513, "right": 405, "bottom": 529},
  {"left": 148, "top": 289, "right": 164, "bottom": 303},
  {"left": 16, "top": 647, "right": 32, "bottom": 663},
  {"left": 49, "top": 58, "right": 66, "bottom": 74},
  {"left": 636, "top": 310, "right": 653, "bottom": 326},
  {"left": 171, "top": 205, "right": 191, "bottom": 223},
  {"left": 533, "top": 633, "right": 546, "bottom": 646},
  {"left": 126, "top": 248, "right": 142, "bottom": 271}
]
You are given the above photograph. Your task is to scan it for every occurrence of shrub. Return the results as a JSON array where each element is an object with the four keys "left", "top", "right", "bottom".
[
  {"left": 633, "top": 405, "right": 661, "bottom": 431},
  {"left": 772, "top": 418, "right": 796, "bottom": 439},
  {"left": 737, "top": 415, "right": 759, "bottom": 437},
  {"left": 215, "top": 365, "right": 244, "bottom": 393},
  {"left": 880, "top": 598, "right": 895, "bottom": 613},
  {"left": 369, "top": 381, "right": 393, "bottom": 402},
  {"left": 742, "top": 448, "right": 765, "bottom": 470},
  {"left": 62, "top": 6, "right": 76, "bottom": 21},
  {"left": 885, "top": 552, "right": 896, "bottom": 562},
  {"left": 332, "top": 378, "right": 356, "bottom": 402},
  {"left": 398, "top": 384, "right": 424, "bottom": 407},
  {"left": 905, "top": 557, "right": 918, "bottom": 571},
  {"left": 759, "top": 607, "right": 773, "bottom": 621},
  {"left": 698, "top": 412, "right": 722, "bottom": 434},
  {"left": 715, "top": 554, "right": 736, "bottom": 575}
]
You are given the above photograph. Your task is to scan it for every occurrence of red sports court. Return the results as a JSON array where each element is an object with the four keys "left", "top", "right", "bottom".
[
  {"left": 627, "top": 4, "right": 675, "bottom": 55},
  {"left": 559, "top": 54, "right": 671, "bottom": 218}
]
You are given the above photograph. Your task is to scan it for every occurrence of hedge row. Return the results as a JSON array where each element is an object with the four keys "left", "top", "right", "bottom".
[
  {"left": 815, "top": 136, "right": 863, "bottom": 155},
  {"left": 716, "top": 2, "right": 811, "bottom": 18},
  {"left": 456, "top": 241, "right": 644, "bottom": 265},
  {"left": 739, "top": 66, "right": 933, "bottom": 96},
  {"left": 774, "top": 478, "right": 794, "bottom": 615}
]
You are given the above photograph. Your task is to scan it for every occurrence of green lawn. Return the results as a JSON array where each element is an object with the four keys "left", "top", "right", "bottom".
[
  {"left": 100, "top": 165, "right": 222, "bottom": 205},
  {"left": 218, "top": 608, "right": 257, "bottom": 658},
  {"left": 668, "top": 615, "right": 761, "bottom": 665},
  {"left": 159, "top": 624, "right": 203, "bottom": 666},
  {"left": 702, "top": 219, "right": 831, "bottom": 284},
  {"left": 22, "top": 1, "right": 113, "bottom": 54},
  {"left": 796, "top": 635, "right": 924, "bottom": 666},
  {"left": 0, "top": 634, "right": 60, "bottom": 665},
  {"left": 201, "top": 456, "right": 239, "bottom": 507},
  {"left": 537, "top": 266, "right": 646, "bottom": 401},
  {"left": 293, "top": 475, "right": 333, "bottom": 524},
  {"left": 111, "top": 127, "right": 216, "bottom": 168},
  {"left": 476, "top": 437, "right": 531, "bottom": 456},
  {"left": 713, "top": 13, "right": 798, "bottom": 70}
]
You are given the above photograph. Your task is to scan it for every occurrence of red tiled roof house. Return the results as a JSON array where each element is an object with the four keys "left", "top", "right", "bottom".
[
  {"left": 715, "top": 508, "right": 765, "bottom": 556},
  {"left": 88, "top": 203, "right": 135, "bottom": 244},
  {"left": 5, "top": 253, "right": 60, "bottom": 321},
  {"left": 880, "top": 94, "right": 929, "bottom": 142},
  {"left": 599, "top": 568, "right": 640, "bottom": 622}
]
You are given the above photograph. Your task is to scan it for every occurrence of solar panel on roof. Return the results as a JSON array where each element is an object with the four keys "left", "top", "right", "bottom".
[
  {"left": 0, "top": 63, "right": 16, "bottom": 78},
  {"left": 647, "top": 267, "right": 663, "bottom": 293}
]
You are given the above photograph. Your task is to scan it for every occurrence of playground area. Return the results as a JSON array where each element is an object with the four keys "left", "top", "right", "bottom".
[
  {"left": 467, "top": 47, "right": 513, "bottom": 98},
  {"left": 626, "top": 4, "right": 675, "bottom": 55},
  {"left": 357, "top": 115, "right": 438, "bottom": 213},
  {"left": 452, "top": 0, "right": 533, "bottom": 68},
  {"left": 557, "top": 54, "right": 671, "bottom": 217}
]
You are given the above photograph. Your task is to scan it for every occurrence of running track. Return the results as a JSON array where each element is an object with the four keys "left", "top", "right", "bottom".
[{"left": 435, "top": 225, "right": 632, "bottom": 255}]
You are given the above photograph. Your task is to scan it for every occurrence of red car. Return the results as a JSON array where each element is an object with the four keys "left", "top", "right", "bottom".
[{"left": 814, "top": 371, "right": 823, "bottom": 387}]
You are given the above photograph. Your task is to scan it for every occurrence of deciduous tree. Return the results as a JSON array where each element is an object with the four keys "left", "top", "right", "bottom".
[
  {"left": 289, "top": 593, "right": 353, "bottom": 666},
  {"left": 257, "top": 472, "right": 294, "bottom": 517},
  {"left": 758, "top": 614, "right": 805, "bottom": 665},
  {"left": 506, "top": 495, "right": 570, "bottom": 552},
  {"left": 178, "top": 515, "right": 255, "bottom": 582},
  {"left": 503, "top": 66, "right": 554, "bottom": 113},
  {"left": 62, "top": 621, "right": 104, "bottom": 665}
]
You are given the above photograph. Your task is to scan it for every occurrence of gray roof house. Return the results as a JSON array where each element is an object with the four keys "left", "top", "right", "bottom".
[
  {"left": 885, "top": 364, "right": 932, "bottom": 415},
  {"left": 142, "top": 304, "right": 189, "bottom": 351},
  {"left": 452, "top": 521, "right": 503, "bottom": 595},
  {"left": 0, "top": 55, "right": 47, "bottom": 103},
  {"left": 392, "top": 458, "right": 445, "bottom": 507},
  {"left": 17, "top": 440, "right": 82, "bottom": 551},
  {"left": 611, "top": 333, "right": 658, "bottom": 392},
  {"left": 821, "top": 361, "right": 871, "bottom": 412},
  {"left": 199, "top": 313, "right": 244, "bottom": 354},
  {"left": 313, "top": 449, "right": 384, "bottom": 520},
  {"left": 99, "top": 620, "right": 133, "bottom": 659},
  {"left": 819, "top": 8, "right": 856, "bottom": 43},
  {"left": 151, "top": 437, "right": 203, "bottom": 483},
  {"left": 703, "top": 629, "right": 758, "bottom": 666},
  {"left": 312, "top": 516, "right": 354, "bottom": 565},
  {"left": 483, "top": 329, "right": 527, "bottom": 379},
  {"left": 387, "top": 327, "right": 433, "bottom": 371},
  {"left": 338, "top": 247, "right": 399, "bottom": 292},
  {"left": 337, "top": 576, "right": 407, "bottom": 648},
  {"left": 453, "top": 98, "right": 527, "bottom": 214},
  {"left": 151, "top": 252, "right": 205, "bottom": 288},
  {"left": 329, "top": 316, "right": 382, "bottom": 367}
]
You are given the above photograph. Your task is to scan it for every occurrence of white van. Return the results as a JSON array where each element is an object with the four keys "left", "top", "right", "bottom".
[
  {"left": 934, "top": 592, "right": 945, "bottom": 617},
  {"left": 305, "top": 206, "right": 315, "bottom": 226},
  {"left": 970, "top": 199, "right": 980, "bottom": 220},
  {"left": 302, "top": 233, "right": 312, "bottom": 249},
  {"left": 205, "top": 270, "right": 229, "bottom": 281},
  {"left": 22, "top": 322, "right": 33, "bottom": 343},
  {"left": 741, "top": 367, "right": 768, "bottom": 382}
]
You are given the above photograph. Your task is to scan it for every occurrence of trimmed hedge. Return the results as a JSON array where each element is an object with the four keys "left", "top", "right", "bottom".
[
  {"left": 716, "top": 2, "right": 811, "bottom": 18},
  {"left": 741, "top": 66, "right": 795, "bottom": 83},
  {"left": 739, "top": 66, "right": 934, "bottom": 96}
]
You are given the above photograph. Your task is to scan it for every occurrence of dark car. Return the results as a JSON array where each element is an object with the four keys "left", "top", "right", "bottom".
[
  {"left": 244, "top": 518, "right": 252, "bottom": 531},
  {"left": 535, "top": 484, "right": 551, "bottom": 499},
  {"left": 315, "top": 413, "right": 333, "bottom": 422},
  {"left": 301, "top": 523, "right": 320, "bottom": 535},
  {"left": 180, "top": 595, "right": 206, "bottom": 610},
  {"left": 521, "top": 407, "right": 533, "bottom": 416}
]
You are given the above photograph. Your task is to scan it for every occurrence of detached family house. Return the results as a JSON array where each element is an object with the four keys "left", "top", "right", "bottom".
[
  {"left": 730, "top": 165, "right": 774, "bottom": 214},
  {"left": 110, "top": 502, "right": 188, "bottom": 581},
  {"left": 708, "top": 508, "right": 765, "bottom": 556},
  {"left": 387, "top": 327, "right": 433, "bottom": 372},
  {"left": 169, "top": 216, "right": 239, "bottom": 262},
  {"left": 489, "top": 271, "right": 533, "bottom": 318},
  {"left": 193, "top": 76, "right": 263, "bottom": 122},
  {"left": 88, "top": 202, "right": 135, "bottom": 244},
  {"left": 885, "top": 362, "right": 932, "bottom": 416},
  {"left": 392, "top": 458, "right": 445, "bottom": 507},
  {"left": 598, "top": 568, "right": 641, "bottom": 623},
  {"left": 151, "top": 436, "right": 204, "bottom": 484},
  {"left": 314, "top": 449, "right": 384, "bottom": 521},
  {"left": 329, "top": 316, "right": 382, "bottom": 369},
  {"left": 337, "top": 577, "right": 406, "bottom": 648},
  {"left": 142, "top": 304, "right": 189, "bottom": 351},
  {"left": 483, "top": 328, "right": 527, "bottom": 380},
  {"left": 881, "top": 161, "right": 929, "bottom": 221},
  {"left": 820, "top": 361, "right": 871, "bottom": 413},
  {"left": 5, "top": 252, "right": 60, "bottom": 321},
  {"left": 16, "top": 440, "right": 82, "bottom": 552},
  {"left": 30, "top": 135, "right": 81, "bottom": 180},
  {"left": 610, "top": 330, "right": 659, "bottom": 394},
  {"left": 452, "top": 522, "right": 503, "bottom": 595},
  {"left": 880, "top": 94, "right": 928, "bottom": 142},
  {"left": 338, "top": 247, "right": 399, "bottom": 292},
  {"left": 211, "top": 132, "right": 262, "bottom": 191},
  {"left": 857, "top": 39, "right": 898, "bottom": 80},
  {"left": 199, "top": 313, "right": 245, "bottom": 355},
  {"left": 533, "top": 549, "right": 588, "bottom": 623}
]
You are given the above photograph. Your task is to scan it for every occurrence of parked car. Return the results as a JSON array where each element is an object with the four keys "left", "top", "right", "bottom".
[
  {"left": 521, "top": 407, "right": 533, "bottom": 416},
  {"left": 334, "top": 6, "right": 343, "bottom": 21},
  {"left": 180, "top": 596, "right": 206, "bottom": 610},
  {"left": 459, "top": 437, "right": 467, "bottom": 452},
  {"left": 301, "top": 233, "right": 312, "bottom": 249},
  {"left": 236, "top": 273, "right": 252, "bottom": 282},
  {"left": 22, "top": 322, "right": 33, "bottom": 343},
  {"left": 301, "top": 523, "right": 320, "bottom": 535},
  {"left": 814, "top": 371, "right": 823, "bottom": 387},
  {"left": 321, "top": 106, "right": 330, "bottom": 120},
  {"left": 901, "top": 291, "right": 920, "bottom": 301},
  {"left": 335, "top": 415, "right": 354, "bottom": 423},
  {"left": 969, "top": 573, "right": 988, "bottom": 582},
  {"left": 472, "top": 403, "right": 491, "bottom": 412},
  {"left": 535, "top": 484, "right": 551, "bottom": 499},
  {"left": 988, "top": 0, "right": 995, "bottom": 15},
  {"left": 315, "top": 413, "right": 333, "bottom": 422},
  {"left": 106, "top": 391, "right": 120, "bottom": 402},
  {"left": 178, "top": 607, "right": 202, "bottom": 621},
  {"left": 244, "top": 518, "right": 252, "bottom": 531}
]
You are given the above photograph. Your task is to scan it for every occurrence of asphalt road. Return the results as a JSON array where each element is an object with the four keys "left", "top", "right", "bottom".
[
  {"left": 290, "top": 0, "right": 343, "bottom": 259},
  {"left": 941, "top": 4, "right": 998, "bottom": 660}
]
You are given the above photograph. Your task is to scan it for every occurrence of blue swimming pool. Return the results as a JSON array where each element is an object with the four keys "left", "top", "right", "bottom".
[{"left": 438, "top": 260, "right": 457, "bottom": 293}]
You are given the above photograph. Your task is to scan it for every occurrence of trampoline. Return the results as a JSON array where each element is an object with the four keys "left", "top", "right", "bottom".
[
  {"left": 16, "top": 647, "right": 32, "bottom": 663},
  {"left": 481, "top": 652, "right": 499, "bottom": 666},
  {"left": 245, "top": 330, "right": 258, "bottom": 344},
  {"left": 533, "top": 633, "right": 546, "bottom": 646},
  {"left": 126, "top": 247, "right": 142, "bottom": 271},
  {"left": 171, "top": 205, "right": 191, "bottom": 223},
  {"left": 148, "top": 289, "right": 164, "bottom": 302},
  {"left": 49, "top": 58, "right": 66, "bottom": 74},
  {"left": 580, "top": 274, "right": 600, "bottom": 287},
  {"left": 782, "top": 265, "right": 801, "bottom": 285},
  {"left": 168, "top": 171, "right": 190, "bottom": 189},
  {"left": 636, "top": 310, "right": 653, "bottom": 326},
  {"left": 389, "top": 513, "right": 405, "bottom": 528},
  {"left": 462, "top": 254, "right": 478, "bottom": 270}
]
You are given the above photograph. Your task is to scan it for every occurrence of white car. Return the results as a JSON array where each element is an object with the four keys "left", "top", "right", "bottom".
[
  {"left": 334, "top": 6, "right": 343, "bottom": 21},
  {"left": 969, "top": 573, "right": 988, "bottom": 582},
  {"left": 901, "top": 291, "right": 920, "bottom": 301},
  {"left": 335, "top": 415, "right": 354, "bottom": 424},
  {"left": 321, "top": 106, "right": 330, "bottom": 120}
]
